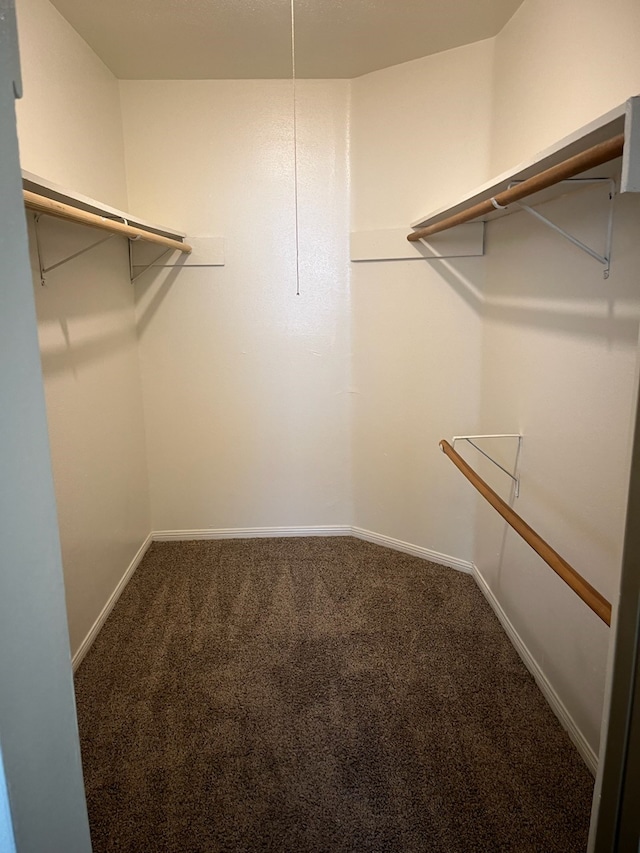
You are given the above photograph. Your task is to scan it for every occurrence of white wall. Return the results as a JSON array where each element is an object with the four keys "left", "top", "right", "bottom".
[
  {"left": 350, "top": 41, "right": 493, "bottom": 560},
  {"left": 28, "top": 216, "right": 151, "bottom": 656},
  {"left": 490, "top": 0, "right": 640, "bottom": 174},
  {"left": 14, "top": 0, "right": 128, "bottom": 209},
  {"left": 15, "top": 0, "right": 150, "bottom": 658},
  {"left": 477, "top": 187, "right": 640, "bottom": 760},
  {"left": 475, "top": 0, "right": 640, "bottom": 760},
  {"left": 119, "top": 79, "right": 352, "bottom": 532},
  {"left": 352, "top": 40, "right": 495, "bottom": 228}
]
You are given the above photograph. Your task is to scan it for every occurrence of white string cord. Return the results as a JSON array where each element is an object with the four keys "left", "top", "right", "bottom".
[{"left": 291, "top": 0, "right": 300, "bottom": 296}]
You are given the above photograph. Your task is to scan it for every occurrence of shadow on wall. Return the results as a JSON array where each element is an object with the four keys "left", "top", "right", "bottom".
[
  {"left": 416, "top": 249, "right": 633, "bottom": 346},
  {"left": 481, "top": 300, "right": 639, "bottom": 347},
  {"left": 431, "top": 186, "right": 640, "bottom": 348},
  {"left": 27, "top": 212, "right": 184, "bottom": 376},
  {"left": 134, "top": 265, "right": 182, "bottom": 339},
  {"left": 429, "top": 257, "right": 486, "bottom": 312}
]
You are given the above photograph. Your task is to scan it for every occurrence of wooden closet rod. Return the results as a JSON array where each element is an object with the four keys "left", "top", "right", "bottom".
[
  {"left": 440, "top": 439, "right": 612, "bottom": 626},
  {"left": 24, "top": 191, "right": 192, "bottom": 254},
  {"left": 408, "top": 134, "right": 625, "bottom": 242}
]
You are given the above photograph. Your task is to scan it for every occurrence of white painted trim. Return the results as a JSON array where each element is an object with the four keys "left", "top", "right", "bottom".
[
  {"left": 411, "top": 99, "right": 630, "bottom": 229},
  {"left": 72, "top": 526, "right": 470, "bottom": 668},
  {"left": 471, "top": 564, "right": 598, "bottom": 776},
  {"left": 350, "top": 223, "right": 484, "bottom": 261},
  {"left": 22, "top": 169, "right": 187, "bottom": 239},
  {"left": 71, "top": 533, "right": 153, "bottom": 672},
  {"left": 151, "top": 526, "right": 473, "bottom": 576},
  {"left": 152, "top": 526, "right": 352, "bottom": 541},
  {"left": 131, "top": 236, "right": 224, "bottom": 268},
  {"left": 350, "top": 527, "right": 473, "bottom": 573}
]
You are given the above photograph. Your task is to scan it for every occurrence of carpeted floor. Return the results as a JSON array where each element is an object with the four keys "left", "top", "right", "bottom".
[{"left": 74, "top": 537, "right": 594, "bottom": 852}]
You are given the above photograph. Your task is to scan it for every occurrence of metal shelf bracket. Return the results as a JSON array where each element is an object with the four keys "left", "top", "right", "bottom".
[
  {"left": 129, "top": 245, "right": 173, "bottom": 284},
  {"left": 509, "top": 178, "right": 616, "bottom": 279},
  {"left": 451, "top": 434, "right": 522, "bottom": 497},
  {"left": 33, "top": 213, "right": 115, "bottom": 285}
]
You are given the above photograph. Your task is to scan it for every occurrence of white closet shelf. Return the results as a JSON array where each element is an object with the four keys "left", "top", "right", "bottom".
[
  {"left": 22, "top": 171, "right": 191, "bottom": 254},
  {"left": 410, "top": 96, "right": 640, "bottom": 236}
]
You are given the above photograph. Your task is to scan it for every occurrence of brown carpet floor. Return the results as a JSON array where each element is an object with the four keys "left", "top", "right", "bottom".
[{"left": 74, "top": 537, "right": 594, "bottom": 852}]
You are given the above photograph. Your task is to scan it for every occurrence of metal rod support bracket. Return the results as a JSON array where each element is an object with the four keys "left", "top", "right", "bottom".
[
  {"left": 32, "top": 212, "right": 116, "bottom": 284},
  {"left": 451, "top": 434, "right": 522, "bottom": 497},
  {"left": 33, "top": 214, "right": 46, "bottom": 286},
  {"left": 129, "top": 245, "right": 173, "bottom": 283},
  {"left": 508, "top": 178, "right": 616, "bottom": 279}
]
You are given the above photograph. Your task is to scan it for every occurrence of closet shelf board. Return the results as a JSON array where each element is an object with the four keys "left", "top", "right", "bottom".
[
  {"left": 411, "top": 96, "right": 640, "bottom": 234},
  {"left": 22, "top": 170, "right": 190, "bottom": 252}
]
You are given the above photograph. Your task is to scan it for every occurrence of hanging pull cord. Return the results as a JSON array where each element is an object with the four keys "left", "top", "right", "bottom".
[{"left": 291, "top": 0, "right": 300, "bottom": 296}]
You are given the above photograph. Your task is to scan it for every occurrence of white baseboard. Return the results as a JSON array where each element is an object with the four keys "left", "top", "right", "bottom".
[
  {"left": 152, "top": 525, "right": 352, "bottom": 541},
  {"left": 72, "top": 533, "right": 153, "bottom": 672},
  {"left": 151, "top": 525, "right": 473, "bottom": 576},
  {"left": 72, "top": 526, "right": 469, "bottom": 670},
  {"left": 471, "top": 564, "right": 598, "bottom": 776},
  {"left": 352, "top": 526, "right": 473, "bottom": 574}
]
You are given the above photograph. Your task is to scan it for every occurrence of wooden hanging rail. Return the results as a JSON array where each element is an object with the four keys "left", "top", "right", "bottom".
[
  {"left": 440, "top": 439, "right": 612, "bottom": 626},
  {"left": 24, "top": 190, "right": 192, "bottom": 255},
  {"left": 408, "top": 134, "right": 625, "bottom": 242}
]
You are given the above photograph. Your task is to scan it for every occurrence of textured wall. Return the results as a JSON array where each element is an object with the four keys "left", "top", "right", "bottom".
[
  {"left": 119, "top": 79, "right": 352, "bottom": 532},
  {"left": 14, "top": 0, "right": 128, "bottom": 208},
  {"left": 490, "top": 0, "right": 640, "bottom": 174},
  {"left": 350, "top": 41, "right": 493, "bottom": 560},
  {"left": 28, "top": 216, "right": 151, "bottom": 656},
  {"left": 15, "top": 0, "right": 150, "bottom": 657},
  {"left": 476, "top": 187, "right": 640, "bottom": 760},
  {"left": 477, "top": 0, "right": 640, "bottom": 760}
]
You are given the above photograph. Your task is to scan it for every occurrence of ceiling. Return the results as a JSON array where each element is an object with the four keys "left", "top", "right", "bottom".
[{"left": 49, "top": 0, "right": 524, "bottom": 80}]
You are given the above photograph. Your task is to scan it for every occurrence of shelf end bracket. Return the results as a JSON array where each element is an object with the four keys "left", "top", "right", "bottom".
[
  {"left": 451, "top": 434, "right": 522, "bottom": 497},
  {"left": 510, "top": 178, "right": 616, "bottom": 279}
]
